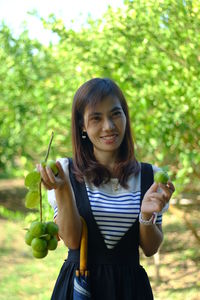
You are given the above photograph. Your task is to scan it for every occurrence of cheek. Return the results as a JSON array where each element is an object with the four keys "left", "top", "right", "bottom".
[
  {"left": 86, "top": 128, "right": 97, "bottom": 140},
  {"left": 118, "top": 116, "right": 126, "bottom": 130},
  {"left": 82, "top": 118, "right": 88, "bottom": 131}
]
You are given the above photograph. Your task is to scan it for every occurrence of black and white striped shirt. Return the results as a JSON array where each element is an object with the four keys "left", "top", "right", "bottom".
[
  {"left": 48, "top": 158, "right": 165, "bottom": 249},
  {"left": 85, "top": 175, "right": 162, "bottom": 249}
]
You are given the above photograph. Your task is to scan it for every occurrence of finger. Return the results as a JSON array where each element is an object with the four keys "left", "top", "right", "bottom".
[
  {"left": 159, "top": 182, "right": 174, "bottom": 199},
  {"left": 39, "top": 164, "right": 57, "bottom": 189},
  {"left": 55, "top": 161, "right": 66, "bottom": 179},
  {"left": 41, "top": 179, "right": 55, "bottom": 190},
  {"left": 147, "top": 182, "right": 159, "bottom": 193},
  {"left": 39, "top": 164, "right": 50, "bottom": 182},
  {"left": 159, "top": 181, "right": 175, "bottom": 193},
  {"left": 150, "top": 196, "right": 167, "bottom": 213},
  {"left": 153, "top": 192, "right": 167, "bottom": 204},
  {"left": 45, "top": 161, "right": 66, "bottom": 182},
  {"left": 166, "top": 181, "right": 175, "bottom": 193},
  {"left": 46, "top": 166, "right": 57, "bottom": 184},
  {"left": 158, "top": 185, "right": 170, "bottom": 199}
]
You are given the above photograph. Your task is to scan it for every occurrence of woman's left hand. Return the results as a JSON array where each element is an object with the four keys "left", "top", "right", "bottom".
[{"left": 141, "top": 181, "right": 175, "bottom": 218}]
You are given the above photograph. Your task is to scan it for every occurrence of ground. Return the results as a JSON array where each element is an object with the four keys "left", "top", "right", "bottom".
[{"left": 0, "top": 179, "right": 199, "bottom": 300}]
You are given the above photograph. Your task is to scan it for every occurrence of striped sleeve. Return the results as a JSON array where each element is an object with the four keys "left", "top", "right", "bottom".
[{"left": 47, "top": 189, "right": 58, "bottom": 219}]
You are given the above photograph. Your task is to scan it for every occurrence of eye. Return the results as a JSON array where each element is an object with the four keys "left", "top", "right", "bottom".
[
  {"left": 90, "top": 116, "right": 101, "bottom": 122},
  {"left": 112, "top": 110, "right": 122, "bottom": 117}
]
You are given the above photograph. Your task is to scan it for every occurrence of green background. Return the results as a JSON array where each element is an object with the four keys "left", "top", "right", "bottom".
[{"left": 0, "top": 1, "right": 199, "bottom": 299}]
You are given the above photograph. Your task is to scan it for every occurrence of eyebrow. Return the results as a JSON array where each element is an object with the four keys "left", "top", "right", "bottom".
[
  {"left": 111, "top": 106, "right": 122, "bottom": 112},
  {"left": 88, "top": 106, "right": 122, "bottom": 118}
]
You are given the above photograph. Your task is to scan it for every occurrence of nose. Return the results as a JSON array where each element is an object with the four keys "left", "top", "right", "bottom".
[{"left": 102, "top": 117, "right": 115, "bottom": 130}]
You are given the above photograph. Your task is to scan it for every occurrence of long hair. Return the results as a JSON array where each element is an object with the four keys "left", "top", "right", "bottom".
[{"left": 71, "top": 78, "right": 140, "bottom": 187}]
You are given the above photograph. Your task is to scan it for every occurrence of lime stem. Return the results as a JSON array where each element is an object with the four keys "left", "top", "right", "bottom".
[
  {"left": 44, "top": 131, "right": 54, "bottom": 163},
  {"left": 39, "top": 180, "right": 42, "bottom": 222},
  {"left": 39, "top": 131, "right": 54, "bottom": 222}
]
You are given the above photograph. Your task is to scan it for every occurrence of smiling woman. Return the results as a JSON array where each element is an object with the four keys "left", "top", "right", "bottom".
[
  {"left": 71, "top": 78, "right": 139, "bottom": 187},
  {"left": 83, "top": 97, "right": 127, "bottom": 164},
  {"left": 38, "top": 77, "right": 175, "bottom": 299}
]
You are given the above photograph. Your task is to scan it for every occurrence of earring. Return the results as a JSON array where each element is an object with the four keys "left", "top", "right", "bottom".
[{"left": 82, "top": 131, "right": 87, "bottom": 139}]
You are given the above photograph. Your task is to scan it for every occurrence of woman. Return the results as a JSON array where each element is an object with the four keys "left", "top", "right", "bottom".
[{"left": 39, "top": 78, "right": 175, "bottom": 299}]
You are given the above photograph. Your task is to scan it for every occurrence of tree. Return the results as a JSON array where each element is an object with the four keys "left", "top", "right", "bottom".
[
  {"left": 1, "top": 0, "right": 200, "bottom": 195},
  {"left": 45, "top": 0, "right": 200, "bottom": 192}
]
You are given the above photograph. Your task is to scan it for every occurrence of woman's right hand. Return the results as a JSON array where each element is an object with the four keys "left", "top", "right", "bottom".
[
  {"left": 37, "top": 159, "right": 82, "bottom": 248},
  {"left": 37, "top": 161, "right": 68, "bottom": 190}
]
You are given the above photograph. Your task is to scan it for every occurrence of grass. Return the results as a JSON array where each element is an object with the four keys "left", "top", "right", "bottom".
[
  {"left": 0, "top": 219, "right": 67, "bottom": 300},
  {"left": 0, "top": 214, "right": 199, "bottom": 300},
  {"left": 0, "top": 189, "right": 199, "bottom": 300},
  {"left": 141, "top": 211, "right": 200, "bottom": 300}
]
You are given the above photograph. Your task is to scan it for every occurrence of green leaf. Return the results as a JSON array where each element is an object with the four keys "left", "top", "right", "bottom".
[
  {"left": 25, "top": 190, "right": 40, "bottom": 209},
  {"left": 25, "top": 171, "right": 41, "bottom": 189}
]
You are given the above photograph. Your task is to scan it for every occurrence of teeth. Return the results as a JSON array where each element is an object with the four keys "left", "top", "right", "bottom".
[{"left": 102, "top": 135, "right": 116, "bottom": 140}]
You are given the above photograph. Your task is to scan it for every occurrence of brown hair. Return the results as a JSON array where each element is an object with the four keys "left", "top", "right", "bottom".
[{"left": 71, "top": 78, "right": 140, "bottom": 187}]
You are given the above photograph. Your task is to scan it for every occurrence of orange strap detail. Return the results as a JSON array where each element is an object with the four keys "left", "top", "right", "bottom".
[{"left": 79, "top": 217, "right": 88, "bottom": 275}]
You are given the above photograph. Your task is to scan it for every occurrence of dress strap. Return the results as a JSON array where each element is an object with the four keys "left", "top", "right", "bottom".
[
  {"left": 67, "top": 157, "right": 88, "bottom": 215},
  {"left": 140, "top": 162, "right": 154, "bottom": 203}
]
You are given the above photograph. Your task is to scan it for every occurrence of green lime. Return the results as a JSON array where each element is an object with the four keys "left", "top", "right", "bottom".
[
  {"left": 32, "top": 249, "right": 48, "bottom": 259},
  {"left": 40, "top": 161, "right": 47, "bottom": 168},
  {"left": 41, "top": 233, "right": 51, "bottom": 241},
  {"left": 29, "top": 221, "right": 46, "bottom": 238},
  {"left": 46, "top": 222, "right": 59, "bottom": 236},
  {"left": 154, "top": 170, "right": 169, "bottom": 184},
  {"left": 31, "top": 237, "right": 48, "bottom": 252},
  {"left": 47, "top": 237, "right": 58, "bottom": 250},
  {"left": 47, "top": 160, "right": 58, "bottom": 176},
  {"left": 25, "top": 231, "right": 34, "bottom": 246}
]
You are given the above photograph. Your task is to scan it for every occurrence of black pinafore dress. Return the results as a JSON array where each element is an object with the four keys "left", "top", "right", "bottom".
[{"left": 51, "top": 161, "right": 154, "bottom": 300}]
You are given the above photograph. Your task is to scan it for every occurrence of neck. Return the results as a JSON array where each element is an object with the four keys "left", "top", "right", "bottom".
[{"left": 94, "top": 151, "right": 118, "bottom": 172}]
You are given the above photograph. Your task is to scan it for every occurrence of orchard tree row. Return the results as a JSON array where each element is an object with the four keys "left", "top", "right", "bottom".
[{"left": 1, "top": 0, "right": 200, "bottom": 194}]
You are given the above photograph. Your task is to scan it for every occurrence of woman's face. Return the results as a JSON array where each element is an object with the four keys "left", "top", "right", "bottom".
[{"left": 83, "top": 96, "right": 127, "bottom": 163}]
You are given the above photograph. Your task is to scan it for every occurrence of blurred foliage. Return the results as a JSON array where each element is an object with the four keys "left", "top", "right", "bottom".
[{"left": 0, "top": 0, "right": 200, "bottom": 195}]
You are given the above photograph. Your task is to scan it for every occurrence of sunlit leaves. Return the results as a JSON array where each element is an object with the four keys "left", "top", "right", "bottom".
[{"left": 1, "top": 0, "right": 200, "bottom": 193}]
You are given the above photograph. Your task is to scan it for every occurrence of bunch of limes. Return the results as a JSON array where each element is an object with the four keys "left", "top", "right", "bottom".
[
  {"left": 25, "top": 221, "right": 59, "bottom": 258},
  {"left": 24, "top": 132, "right": 59, "bottom": 259}
]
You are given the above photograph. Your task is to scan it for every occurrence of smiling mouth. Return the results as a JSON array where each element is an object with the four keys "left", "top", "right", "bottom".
[{"left": 100, "top": 134, "right": 118, "bottom": 141}]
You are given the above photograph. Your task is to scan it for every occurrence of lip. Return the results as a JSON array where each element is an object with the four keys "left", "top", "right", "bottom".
[
  {"left": 100, "top": 134, "right": 118, "bottom": 144},
  {"left": 100, "top": 133, "right": 118, "bottom": 138}
]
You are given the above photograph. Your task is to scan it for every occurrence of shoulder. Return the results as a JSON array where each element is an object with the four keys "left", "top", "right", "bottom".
[
  {"left": 140, "top": 162, "right": 161, "bottom": 176},
  {"left": 152, "top": 164, "right": 162, "bottom": 175},
  {"left": 56, "top": 157, "right": 71, "bottom": 175},
  {"left": 56, "top": 157, "right": 69, "bottom": 165},
  {"left": 56, "top": 157, "right": 73, "bottom": 168}
]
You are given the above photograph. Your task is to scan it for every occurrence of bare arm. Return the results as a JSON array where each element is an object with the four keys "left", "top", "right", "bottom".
[
  {"left": 139, "top": 223, "right": 163, "bottom": 257},
  {"left": 139, "top": 181, "right": 175, "bottom": 256},
  {"left": 38, "top": 160, "right": 82, "bottom": 249}
]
